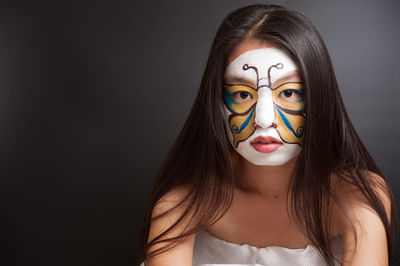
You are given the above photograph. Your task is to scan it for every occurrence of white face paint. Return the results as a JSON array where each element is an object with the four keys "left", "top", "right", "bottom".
[{"left": 223, "top": 47, "right": 305, "bottom": 166}]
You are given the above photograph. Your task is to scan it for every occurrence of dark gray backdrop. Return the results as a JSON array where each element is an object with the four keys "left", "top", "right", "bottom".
[{"left": 0, "top": 0, "right": 399, "bottom": 265}]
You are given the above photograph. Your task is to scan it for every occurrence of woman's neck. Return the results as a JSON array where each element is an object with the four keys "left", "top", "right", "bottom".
[{"left": 234, "top": 154, "right": 298, "bottom": 200}]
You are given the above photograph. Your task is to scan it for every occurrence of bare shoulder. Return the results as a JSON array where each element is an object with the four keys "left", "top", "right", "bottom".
[
  {"left": 330, "top": 171, "right": 392, "bottom": 266},
  {"left": 146, "top": 185, "right": 196, "bottom": 266},
  {"left": 155, "top": 185, "right": 194, "bottom": 210},
  {"left": 331, "top": 171, "right": 392, "bottom": 223}
]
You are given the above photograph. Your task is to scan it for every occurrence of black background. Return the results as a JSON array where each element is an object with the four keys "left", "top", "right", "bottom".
[{"left": 1, "top": 0, "right": 399, "bottom": 265}]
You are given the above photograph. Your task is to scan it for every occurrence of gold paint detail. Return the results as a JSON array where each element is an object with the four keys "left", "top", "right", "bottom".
[
  {"left": 223, "top": 84, "right": 258, "bottom": 114},
  {"left": 229, "top": 106, "right": 256, "bottom": 148},
  {"left": 272, "top": 83, "right": 305, "bottom": 145}
]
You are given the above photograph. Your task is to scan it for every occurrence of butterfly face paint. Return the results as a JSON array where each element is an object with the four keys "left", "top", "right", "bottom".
[{"left": 223, "top": 48, "right": 305, "bottom": 166}]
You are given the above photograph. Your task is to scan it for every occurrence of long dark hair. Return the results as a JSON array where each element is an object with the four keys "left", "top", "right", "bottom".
[{"left": 137, "top": 4, "right": 398, "bottom": 266}]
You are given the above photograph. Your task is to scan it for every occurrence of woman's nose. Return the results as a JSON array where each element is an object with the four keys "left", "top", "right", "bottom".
[{"left": 254, "top": 87, "right": 275, "bottom": 128}]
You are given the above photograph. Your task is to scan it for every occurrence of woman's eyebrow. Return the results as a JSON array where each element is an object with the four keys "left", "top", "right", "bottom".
[
  {"left": 272, "top": 70, "right": 302, "bottom": 88},
  {"left": 224, "top": 76, "right": 256, "bottom": 88}
]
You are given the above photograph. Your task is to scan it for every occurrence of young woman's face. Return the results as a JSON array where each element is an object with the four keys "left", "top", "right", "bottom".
[{"left": 223, "top": 39, "right": 305, "bottom": 166}]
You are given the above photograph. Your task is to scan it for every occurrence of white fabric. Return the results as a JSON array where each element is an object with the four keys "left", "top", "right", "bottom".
[
  {"left": 138, "top": 230, "right": 342, "bottom": 266},
  {"left": 192, "top": 230, "right": 342, "bottom": 266}
]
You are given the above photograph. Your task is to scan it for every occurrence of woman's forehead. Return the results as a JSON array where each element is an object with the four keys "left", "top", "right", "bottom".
[
  {"left": 224, "top": 47, "right": 299, "bottom": 86},
  {"left": 226, "top": 38, "right": 278, "bottom": 67}
]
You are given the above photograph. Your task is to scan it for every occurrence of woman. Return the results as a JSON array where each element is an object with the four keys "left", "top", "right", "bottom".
[{"left": 137, "top": 4, "right": 398, "bottom": 266}]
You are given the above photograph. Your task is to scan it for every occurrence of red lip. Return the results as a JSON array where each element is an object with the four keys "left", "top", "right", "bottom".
[
  {"left": 250, "top": 136, "right": 282, "bottom": 145},
  {"left": 250, "top": 136, "right": 282, "bottom": 153}
]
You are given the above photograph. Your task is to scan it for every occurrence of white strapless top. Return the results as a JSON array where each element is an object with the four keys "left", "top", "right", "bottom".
[
  {"left": 192, "top": 230, "right": 342, "bottom": 266},
  {"left": 139, "top": 230, "right": 342, "bottom": 266}
]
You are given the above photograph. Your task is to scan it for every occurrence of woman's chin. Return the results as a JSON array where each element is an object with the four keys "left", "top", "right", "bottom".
[{"left": 235, "top": 142, "right": 301, "bottom": 166}]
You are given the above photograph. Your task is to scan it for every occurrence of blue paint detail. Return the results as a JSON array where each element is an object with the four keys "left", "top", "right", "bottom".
[
  {"left": 234, "top": 107, "right": 254, "bottom": 134},
  {"left": 231, "top": 124, "right": 239, "bottom": 133},
  {"left": 292, "top": 89, "right": 305, "bottom": 104},
  {"left": 293, "top": 96, "right": 305, "bottom": 104},
  {"left": 275, "top": 107, "right": 302, "bottom": 138},
  {"left": 223, "top": 88, "right": 238, "bottom": 111}
]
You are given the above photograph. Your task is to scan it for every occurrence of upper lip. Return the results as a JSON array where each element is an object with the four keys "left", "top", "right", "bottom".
[{"left": 250, "top": 136, "right": 282, "bottom": 144}]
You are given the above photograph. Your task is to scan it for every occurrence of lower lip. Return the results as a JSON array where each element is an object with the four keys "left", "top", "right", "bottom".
[{"left": 251, "top": 143, "right": 282, "bottom": 153}]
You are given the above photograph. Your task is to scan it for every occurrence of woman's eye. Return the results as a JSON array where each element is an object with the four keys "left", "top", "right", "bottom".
[
  {"left": 283, "top": 90, "right": 293, "bottom": 97},
  {"left": 233, "top": 91, "right": 253, "bottom": 103},
  {"left": 279, "top": 89, "right": 302, "bottom": 102},
  {"left": 239, "top": 92, "right": 250, "bottom": 99}
]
